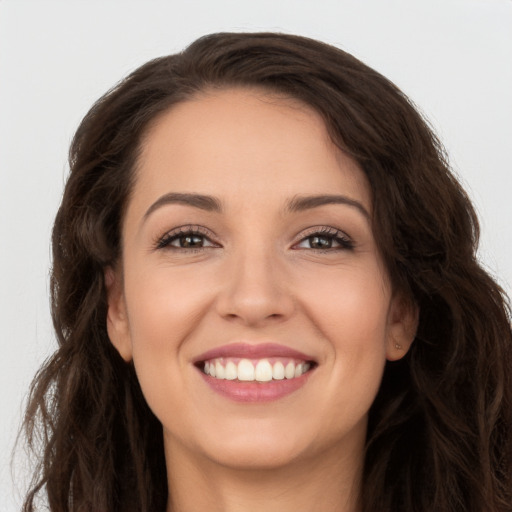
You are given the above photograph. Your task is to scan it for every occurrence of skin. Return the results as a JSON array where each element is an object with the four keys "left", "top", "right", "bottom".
[{"left": 106, "top": 88, "right": 417, "bottom": 512}]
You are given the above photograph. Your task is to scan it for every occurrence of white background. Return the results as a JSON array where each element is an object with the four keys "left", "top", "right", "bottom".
[{"left": 1, "top": 0, "right": 511, "bottom": 509}]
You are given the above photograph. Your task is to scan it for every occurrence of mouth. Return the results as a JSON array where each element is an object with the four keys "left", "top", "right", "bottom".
[
  {"left": 194, "top": 343, "right": 317, "bottom": 402},
  {"left": 196, "top": 357, "right": 316, "bottom": 382}
]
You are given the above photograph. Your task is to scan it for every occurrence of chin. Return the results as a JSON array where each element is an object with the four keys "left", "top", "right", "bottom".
[
  {"left": 206, "top": 436, "right": 310, "bottom": 470},
  {"left": 181, "top": 415, "right": 364, "bottom": 472}
]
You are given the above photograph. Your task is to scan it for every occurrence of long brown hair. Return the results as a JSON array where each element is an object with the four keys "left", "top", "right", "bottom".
[{"left": 21, "top": 32, "right": 512, "bottom": 511}]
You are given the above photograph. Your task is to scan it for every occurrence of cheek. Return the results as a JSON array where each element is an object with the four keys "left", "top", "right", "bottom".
[
  {"left": 122, "top": 265, "right": 215, "bottom": 411},
  {"left": 125, "top": 264, "right": 213, "bottom": 352},
  {"left": 299, "top": 266, "right": 390, "bottom": 424},
  {"left": 302, "top": 265, "right": 391, "bottom": 349}
]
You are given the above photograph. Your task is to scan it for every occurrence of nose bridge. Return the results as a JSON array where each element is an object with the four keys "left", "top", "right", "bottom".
[{"left": 217, "top": 239, "right": 294, "bottom": 325}]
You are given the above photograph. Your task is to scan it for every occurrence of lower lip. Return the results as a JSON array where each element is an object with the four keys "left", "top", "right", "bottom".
[{"left": 198, "top": 369, "right": 313, "bottom": 402}]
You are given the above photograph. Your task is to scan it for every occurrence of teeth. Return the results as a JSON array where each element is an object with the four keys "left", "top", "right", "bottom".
[
  {"left": 255, "top": 360, "right": 273, "bottom": 382},
  {"left": 215, "top": 361, "right": 225, "bottom": 379},
  {"left": 238, "top": 359, "right": 255, "bottom": 381},
  {"left": 202, "top": 357, "right": 312, "bottom": 382},
  {"left": 225, "top": 361, "right": 237, "bottom": 380},
  {"left": 272, "top": 361, "right": 285, "bottom": 380},
  {"left": 285, "top": 362, "right": 295, "bottom": 379}
]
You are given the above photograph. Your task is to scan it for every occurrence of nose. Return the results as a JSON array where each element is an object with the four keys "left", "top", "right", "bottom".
[{"left": 215, "top": 248, "right": 295, "bottom": 327}]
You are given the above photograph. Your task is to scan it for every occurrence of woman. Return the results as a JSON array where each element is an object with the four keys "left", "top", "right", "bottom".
[{"left": 22, "top": 32, "right": 512, "bottom": 512}]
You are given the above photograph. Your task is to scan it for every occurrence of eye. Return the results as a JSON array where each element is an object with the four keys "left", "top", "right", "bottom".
[
  {"left": 294, "top": 227, "right": 354, "bottom": 251},
  {"left": 169, "top": 234, "right": 214, "bottom": 248},
  {"left": 156, "top": 227, "right": 218, "bottom": 250}
]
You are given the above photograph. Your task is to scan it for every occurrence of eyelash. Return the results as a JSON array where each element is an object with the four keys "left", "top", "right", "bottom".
[
  {"left": 293, "top": 226, "right": 355, "bottom": 252},
  {"left": 155, "top": 226, "right": 218, "bottom": 252},
  {"left": 154, "top": 225, "right": 354, "bottom": 252}
]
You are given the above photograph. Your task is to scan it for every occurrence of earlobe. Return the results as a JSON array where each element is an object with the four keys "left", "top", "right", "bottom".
[
  {"left": 386, "top": 296, "right": 419, "bottom": 362},
  {"left": 105, "top": 266, "right": 133, "bottom": 362}
]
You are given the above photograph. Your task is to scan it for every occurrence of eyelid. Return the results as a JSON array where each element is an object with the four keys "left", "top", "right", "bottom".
[
  {"left": 294, "top": 225, "right": 351, "bottom": 241},
  {"left": 153, "top": 224, "right": 220, "bottom": 250},
  {"left": 152, "top": 224, "right": 353, "bottom": 251},
  {"left": 291, "top": 225, "right": 354, "bottom": 250}
]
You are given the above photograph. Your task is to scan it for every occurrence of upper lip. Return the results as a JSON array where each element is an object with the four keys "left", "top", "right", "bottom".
[{"left": 194, "top": 343, "right": 316, "bottom": 363}]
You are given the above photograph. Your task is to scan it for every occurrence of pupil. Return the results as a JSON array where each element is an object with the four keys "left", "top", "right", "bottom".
[
  {"left": 181, "top": 235, "right": 203, "bottom": 247},
  {"left": 310, "top": 236, "right": 331, "bottom": 249}
]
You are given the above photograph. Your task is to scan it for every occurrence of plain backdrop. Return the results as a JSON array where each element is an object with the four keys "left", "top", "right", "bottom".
[{"left": 1, "top": 0, "right": 511, "bottom": 509}]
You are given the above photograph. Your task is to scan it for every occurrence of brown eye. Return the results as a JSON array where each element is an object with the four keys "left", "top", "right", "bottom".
[
  {"left": 173, "top": 234, "right": 206, "bottom": 248},
  {"left": 307, "top": 235, "right": 334, "bottom": 249},
  {"left": 294, "top": 228, "right": 354, "bottom": 251},
  {"left": 156, "top": 229, "right": 218, "bottom": 250}
]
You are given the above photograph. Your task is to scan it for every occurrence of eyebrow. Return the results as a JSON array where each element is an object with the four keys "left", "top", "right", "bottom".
[
  {"left": 143, "top": 192, "right": 222, "bottom": 220},
  {"left": 142, "top": 192, "right": 370, "bottom": 222},
  {"left": 286, "top": 194, "right": 370, "bottom": 220}
]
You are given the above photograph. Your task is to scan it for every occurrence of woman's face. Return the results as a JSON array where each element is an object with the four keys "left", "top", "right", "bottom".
[{"left": 107, "top": 88, "right": 415, "bottom": 471}]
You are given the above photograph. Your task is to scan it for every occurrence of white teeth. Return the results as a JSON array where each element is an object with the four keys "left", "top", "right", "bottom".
[
  {"left": 272, "top": 361, "right": 285, "bottom": 380},
  {"left": 238, "top": 359, "right": 255, "bottom": 381},
  {"left": 255, "top": 360, "right": 273, "bottom": 382},
  {"left": 225, "top": 361, "right": 237, "bottom": 380},
  {"left": 285, "top": 362, "right": 295, "bottom": 379},
  {"left": 203, "top": 357, "right": 312, "bottom": 382},
  {"left": 215, "top": 361, "right": 225, "bottom": 379}
]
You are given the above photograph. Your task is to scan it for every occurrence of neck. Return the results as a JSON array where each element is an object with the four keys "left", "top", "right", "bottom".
[{"left": 164, "top": 437, "right": 364, "bottom": 512}]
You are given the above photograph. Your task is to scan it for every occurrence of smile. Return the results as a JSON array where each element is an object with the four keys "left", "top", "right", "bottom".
[
  {"left": 201, "top": 357, "right": 312, "bottom": 382},
  {"left": 194, "top": 343, "right": 317, "bottom": 402}
]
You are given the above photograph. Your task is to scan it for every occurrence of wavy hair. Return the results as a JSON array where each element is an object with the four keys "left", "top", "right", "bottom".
[{"left": 21, "top": 32, "right": 512, "bottom": 511}]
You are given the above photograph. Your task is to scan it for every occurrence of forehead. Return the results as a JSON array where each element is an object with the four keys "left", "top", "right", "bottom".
[{"left": 133, "top": 87, "right": 371, "bottom": 213}]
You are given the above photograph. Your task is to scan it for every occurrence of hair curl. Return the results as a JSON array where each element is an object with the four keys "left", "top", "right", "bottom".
[{"left": 21, "top": 32, "right": 512, "bottom": 512}]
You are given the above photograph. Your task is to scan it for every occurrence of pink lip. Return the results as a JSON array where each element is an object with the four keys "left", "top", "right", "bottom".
[
  {"left": 198, "top": 371, "right": 313, "bottom": 403},
  {"left": 193, "top": 343, "right": 316, "bottom": 403},
  {"left": 193, "top": 342, "right": 315, "bottom": 363}
]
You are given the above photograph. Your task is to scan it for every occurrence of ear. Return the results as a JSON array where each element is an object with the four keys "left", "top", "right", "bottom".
[
  {"left": 105, "top": 266, "right": 133, "bottom": 362},
  {"left": 386, "top": 295, "right": 419, "bottom": 362}
]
